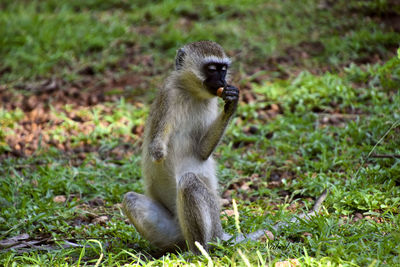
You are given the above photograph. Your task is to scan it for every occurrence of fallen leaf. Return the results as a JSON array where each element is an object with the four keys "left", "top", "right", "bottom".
[
  {"left": 92, "top": 215, "right": 108, "bottom": 225},
  {"left": 88, "top": 197, "right": 105, "bottom": 207},
  {"left": 223, "top": 209, "right": 235, "bottom": 217},
  {"left": 53, "top": 195, "right": 66, "bottom": 203},
  {"left": 268, "top": 181, "right": 282, "bottom": 188},
  {"left": 260, "top": 230, "right": 275, "bottom": 241},
  {"left": 275, "top": 259, "right": 300, "bottom": 267},
  {"left": 270, "top": 103, "right": 280, "bottom": 112},
  {"left": 220, "top": 198, "right": 230, "bottom": 207},
  {"left": 240, "top": 183, "right": 250, "bottom": 191}
]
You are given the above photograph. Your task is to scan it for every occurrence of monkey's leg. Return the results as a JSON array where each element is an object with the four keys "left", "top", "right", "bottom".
[
  {"left": 123, "top": 192, "right": 183, "bottom": 250},
  {"left": 177, "top": 172, "right": 223, "bottom": 253}
]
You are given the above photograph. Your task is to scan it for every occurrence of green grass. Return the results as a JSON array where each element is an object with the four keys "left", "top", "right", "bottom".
[{"left": 1, "top": 0, "right": 400, "bottom": 266}]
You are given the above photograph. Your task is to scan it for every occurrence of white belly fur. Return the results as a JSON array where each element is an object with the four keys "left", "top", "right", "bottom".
[{"left": 142, "top": 97, "right": 219, "bottom": 214}]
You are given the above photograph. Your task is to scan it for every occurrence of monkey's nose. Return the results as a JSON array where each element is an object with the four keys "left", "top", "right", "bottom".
[
  {"left": 218, "top": 79, "right": 227, "bottom": 89},
  {"left": 222, "top": 80, "right": 227, "bottom": 88}
]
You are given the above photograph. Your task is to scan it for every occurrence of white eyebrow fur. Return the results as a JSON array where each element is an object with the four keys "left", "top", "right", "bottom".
[{"left": 202, "top": 56, "right": 231, "bottom": 66}]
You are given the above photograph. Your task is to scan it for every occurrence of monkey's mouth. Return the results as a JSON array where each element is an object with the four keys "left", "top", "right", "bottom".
[{"left": 204, "top": 80, "right": 226, "bottom": 96}]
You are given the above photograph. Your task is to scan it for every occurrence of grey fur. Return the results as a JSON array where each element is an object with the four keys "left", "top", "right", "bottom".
[
  {"left": 175, "top": 48, "right": 185, "bottom": 70},
  {"left": 123, "top": 41, "right": 235, "bottom": 253}
]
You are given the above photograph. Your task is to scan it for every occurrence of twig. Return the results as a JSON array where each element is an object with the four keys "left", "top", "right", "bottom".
[
  {"left": 270, "top": 189, "right": 328, "bottom": 233},
  {"left": 317, "top": 113, "right": 365, "bottom": 118},
  {"left": 226, "top": 189, "right": 328, "bottom": 242},
  {"left": 370, "top": 154, "right": 400, "bottom": 159},
  {"left": 352, "top": 120, "right": 400, "bottom": 179},
  {"left": 0, "top": 235, "right": 115, "bottom": 253}
]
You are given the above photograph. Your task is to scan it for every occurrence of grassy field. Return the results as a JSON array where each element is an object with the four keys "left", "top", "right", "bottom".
[{"left": 1, "top": 0, "right": 399, "bottom": 266}]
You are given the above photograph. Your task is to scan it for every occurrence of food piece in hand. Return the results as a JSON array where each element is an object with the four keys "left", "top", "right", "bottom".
[{"left": 217, "top": 87, "right": 224, "bottom": 98}]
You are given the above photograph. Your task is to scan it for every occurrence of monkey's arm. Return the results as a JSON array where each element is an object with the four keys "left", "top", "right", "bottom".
[
  {"left": 148, "top": 90, "right": 173, "bottom": 162},
  {"left": 198, "top": 85, "right": 239, "bottom": 161}
]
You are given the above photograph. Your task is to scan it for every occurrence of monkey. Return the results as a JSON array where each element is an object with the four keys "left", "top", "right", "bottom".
[
  {"left": 122, "top": 40, "right": 238, "bottom": 253},
  {"left": 122, "top": 41, "right": 327, "bottom": 254}
]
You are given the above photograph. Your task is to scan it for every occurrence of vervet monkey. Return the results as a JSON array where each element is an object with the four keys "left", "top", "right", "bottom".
[{"left": 122, "top": 41, "right": 327, "bottom": 253}]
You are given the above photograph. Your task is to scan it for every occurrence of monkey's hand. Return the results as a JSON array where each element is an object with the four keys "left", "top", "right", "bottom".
[
  {"left": 222, "top": 85, "right": 239, "bottom": 114},
  {"left": 149, "top": 140, "right": 167, "bottom": 163}
]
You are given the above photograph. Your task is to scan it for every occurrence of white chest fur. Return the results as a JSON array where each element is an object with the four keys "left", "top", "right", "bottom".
[{"left": 169, "top": 96, "right": 218, "bottom": 157}]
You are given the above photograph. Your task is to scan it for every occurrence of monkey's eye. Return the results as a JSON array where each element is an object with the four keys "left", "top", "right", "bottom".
[
  {"left": 221, "top": 65, "right": 227, "bottom": 71},
  {"left": 207, "top": 65, "right": 217, "bottom": 72}
]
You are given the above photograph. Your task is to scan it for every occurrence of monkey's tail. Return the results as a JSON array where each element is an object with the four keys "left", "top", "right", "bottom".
[{"left": 224, "top": 189, "right": 328, "bottom": 243}]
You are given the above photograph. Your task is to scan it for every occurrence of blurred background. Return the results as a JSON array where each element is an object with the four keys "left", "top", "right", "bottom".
[{"left": 0, "top": 0, "right": 398, "bottom": 156}]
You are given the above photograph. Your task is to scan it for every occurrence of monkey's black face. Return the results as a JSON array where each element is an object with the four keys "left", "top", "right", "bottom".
[{"left": 202, "top": 63, "right": 228, "bottom": 95}]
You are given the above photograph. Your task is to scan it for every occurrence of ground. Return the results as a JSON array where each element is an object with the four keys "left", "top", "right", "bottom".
[{"left": 0, "top": 0, "right": 400, "bottom": 266}]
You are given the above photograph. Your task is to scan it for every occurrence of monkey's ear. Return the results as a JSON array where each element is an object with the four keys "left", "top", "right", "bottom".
[{"left": 175, "top": 48, "right": 185, "bottom": 70}]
